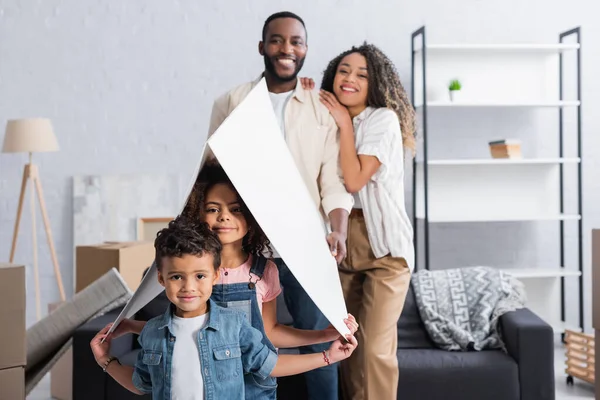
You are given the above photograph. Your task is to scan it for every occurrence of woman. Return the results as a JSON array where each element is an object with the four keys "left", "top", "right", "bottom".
[{"left": 308, "top": 43, "right": 416, "bottom": 400}]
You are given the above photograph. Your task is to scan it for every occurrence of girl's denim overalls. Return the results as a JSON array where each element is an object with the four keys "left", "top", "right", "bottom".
[{"left": 211, "top": 255, "right": 278, "bottom": 399}]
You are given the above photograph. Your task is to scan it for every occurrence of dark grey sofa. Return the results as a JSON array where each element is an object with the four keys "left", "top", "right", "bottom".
[{"left": 72, "top": 283, "right": 555, "bottom": 400}]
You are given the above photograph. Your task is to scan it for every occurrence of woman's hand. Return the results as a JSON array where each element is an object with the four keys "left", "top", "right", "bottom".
[
  {"left": 300, "top": 77, "right": 315, "bottom": 90},
  {"left": 319, "top": 90, "right": 353, "bottom": 131}
]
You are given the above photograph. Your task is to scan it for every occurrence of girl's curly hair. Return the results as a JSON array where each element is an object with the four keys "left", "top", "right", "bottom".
[
  {"left": 321, "top": 42, "right": 417, "bottom": 155},
  {"left": 182, "top": 162, "right": 272, "bottom": 257}
]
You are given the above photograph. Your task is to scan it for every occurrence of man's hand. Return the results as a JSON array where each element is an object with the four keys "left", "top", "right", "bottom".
[{"left": 327, "top": 231, "right": 347, "bottom": 264}]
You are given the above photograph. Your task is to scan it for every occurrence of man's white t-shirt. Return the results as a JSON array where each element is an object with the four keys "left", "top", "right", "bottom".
[
  {"left": 171, "top": 313, "right": 209, "bottom": 400},
  {"left": 269, "top": 90, "right": 294, "bottom": 137},
  {"left": 267, "top": 90, "right": 294, "bottom": 259}
]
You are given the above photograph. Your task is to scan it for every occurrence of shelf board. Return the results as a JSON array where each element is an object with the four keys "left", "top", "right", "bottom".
[
  {"left": 500, "top": 267, "right": 581, "bottom": 279},
  {"left": 551, "top": 321, "right": 582, "bottom": 334},
  {"left": 417, "top": 214, "right": 581, "bottom": 223},
  {"left": 418, "top": 158, "right": 581, "bottom": 166},
  {"left": 416, "top": 100, "right": 580, "bottom": 108},
  {"left": 414, "top": 43, "right": 580, "bottom": 53}
]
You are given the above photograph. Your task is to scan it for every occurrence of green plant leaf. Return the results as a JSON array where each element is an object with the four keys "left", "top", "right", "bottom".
[{"left": 448, "top": 79, "right": 462, "bottom": 90}]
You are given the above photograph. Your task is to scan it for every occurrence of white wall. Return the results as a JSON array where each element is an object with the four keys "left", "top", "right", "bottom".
[{"left": 0, "top": 0, "right": 598, "bottom": 330}]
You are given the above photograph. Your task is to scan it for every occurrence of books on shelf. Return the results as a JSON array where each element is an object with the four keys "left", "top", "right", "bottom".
[{"left": 489, "top": 139, "right": 522, "bottom": 159}]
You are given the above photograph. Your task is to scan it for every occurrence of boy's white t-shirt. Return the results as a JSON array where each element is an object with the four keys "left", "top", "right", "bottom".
[{"left": 171, "top": 313, "right": 209, "bottom": 400}]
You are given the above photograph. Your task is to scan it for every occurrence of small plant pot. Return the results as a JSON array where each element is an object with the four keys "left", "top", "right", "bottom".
[{"left": 449, "top": 89, "right": 462, "bottom": 102}]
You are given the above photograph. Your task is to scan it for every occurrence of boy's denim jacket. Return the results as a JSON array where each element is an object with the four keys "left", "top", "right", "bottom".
[{"left": 132, "top": 299, "right": 278, "bottom": 400}]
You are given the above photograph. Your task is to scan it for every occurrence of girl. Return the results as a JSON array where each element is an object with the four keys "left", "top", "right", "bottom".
[
  {"left": 317, "top": 43, "right": 416, "bottom": 400},
  {"left": 114, "top": 163, "right": 357, "bottom": 399}
]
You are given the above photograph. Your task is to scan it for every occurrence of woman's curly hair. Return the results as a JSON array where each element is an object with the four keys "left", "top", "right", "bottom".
[
  {"left": 182, "top": 162, "right": 272, "bottom": 257},
  {"left": 321, "top": 42, "right": 417, "bottom": 155}
]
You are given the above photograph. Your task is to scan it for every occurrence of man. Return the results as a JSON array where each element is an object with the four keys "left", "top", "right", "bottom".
[{"left": 207, "top": 11, "right": 352, "bottom": 400}]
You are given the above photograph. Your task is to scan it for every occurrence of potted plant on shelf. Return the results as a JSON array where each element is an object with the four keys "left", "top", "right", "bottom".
[{"left": 448, "top": 79, "right": 462, "bottom": 102}]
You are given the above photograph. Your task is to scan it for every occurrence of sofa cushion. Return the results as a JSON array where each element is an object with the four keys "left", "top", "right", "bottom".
[
  {"left": 397, "top": 284, "right": 435, "bottom": 349},
  {"left": 135, "top": 292, "right": 170, "bottom": 322},
  {"left": 397, "top": 348, "right": 520, "bottom": 400}
]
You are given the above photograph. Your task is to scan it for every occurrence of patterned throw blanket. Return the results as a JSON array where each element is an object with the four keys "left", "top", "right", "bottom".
[{"left": 411, "top": 266, "right": 527, "bottom": 351}]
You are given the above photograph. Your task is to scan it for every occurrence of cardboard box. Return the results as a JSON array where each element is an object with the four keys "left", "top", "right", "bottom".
[
  {"left": 49, "top": 302, "right": 72, "bottom": 400},
  {"left": 0, "top": 366, "right": 25, "bottom": 400},
  {"left": 76, "top": 241, "right": 154, "bottom": 292},
  {"left": 0, "top": 263, "right": 26, "bottom": 370}
]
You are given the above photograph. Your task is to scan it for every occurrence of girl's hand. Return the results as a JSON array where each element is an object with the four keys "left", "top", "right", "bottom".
[
  {"left": 300, "top": 77, "right": 315, "bottom": 90},
  {"left": 90, "top": 323, "right": 114, "bottom": 366},
  {"left": 327, "top": 334, "right": 358, "bottom": 363},
  {"left": 344, "top": 314, "right": 359, "bottom": 335},
  {"left": 322, "top": 314, "right": 359, "bottom": 341},
  {"left": 319, "top": 90, "right": 353, "bottom": 131}
]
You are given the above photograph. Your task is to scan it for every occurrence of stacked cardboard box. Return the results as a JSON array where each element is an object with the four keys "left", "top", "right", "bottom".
[
  {"left": 75, "top": 241, "right": 155, "bottom": 293},
  {"left": 0, "top": 263, "right": 26, "bottom": 400}
]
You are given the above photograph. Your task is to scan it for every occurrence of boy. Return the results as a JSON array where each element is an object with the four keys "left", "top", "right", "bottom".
[{"left": 90, "top": 216, "right": 357, "bottom": 399}]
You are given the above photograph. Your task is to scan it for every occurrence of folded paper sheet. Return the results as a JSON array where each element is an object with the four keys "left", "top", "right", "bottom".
[{"left": 108, "top": 78, "right": 350, "bottom": 336}]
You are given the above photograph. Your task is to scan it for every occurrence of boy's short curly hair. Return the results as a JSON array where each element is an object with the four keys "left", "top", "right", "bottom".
[
  {"left": 182, "top": 163, "right": 273, "bottom": 257},
  {"left": 154, "top": 215, "right": 222, "bottom": 272}
]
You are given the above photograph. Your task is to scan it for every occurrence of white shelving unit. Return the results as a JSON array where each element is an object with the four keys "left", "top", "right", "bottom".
[
  {"left": 419, "top": 100, "right": 581, "bottom": 108},
  {"left": 504, "top": 267, "right": 582, "bottom": 333},
  {"left": 422, "top": 158, "right": 580, "bottom": 165},
  {"left": 410, "top": 26, "right": 583, "bottom": 334},
  {"left": 413, "top": 43, "right": 580, "bottom": 53},
  {"left": 415, "top": 159, "right": 580, "bottom": 222},
  {"left": 499, "top": 267, "right": 581, "bottom": 279}
]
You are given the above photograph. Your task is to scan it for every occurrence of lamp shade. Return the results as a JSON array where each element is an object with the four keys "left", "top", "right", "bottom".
[{"left": 2, "top": 118, "right": 59, "bottom": 153}]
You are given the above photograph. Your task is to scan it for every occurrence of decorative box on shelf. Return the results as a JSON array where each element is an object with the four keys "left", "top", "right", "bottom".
[{"left": 489, "top": 139, "right": 522, "bottom": 159}]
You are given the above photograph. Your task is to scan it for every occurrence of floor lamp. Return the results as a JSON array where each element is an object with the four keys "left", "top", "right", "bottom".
[{"left": 2, "top": 118, "right": 66, "bottom": 321}]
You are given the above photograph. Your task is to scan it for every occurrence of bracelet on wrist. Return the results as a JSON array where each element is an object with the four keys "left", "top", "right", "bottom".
[
  {"left": 101, "top": 355, "right": 120, "bottom": 372},
  {"left": 322, "top": 350, "right": 331, "bottom": 366}
]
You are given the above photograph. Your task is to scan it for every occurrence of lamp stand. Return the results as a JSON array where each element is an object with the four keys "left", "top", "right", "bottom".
[{"left": 9, "top": 153, "right": 66, "bottom": 320}]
